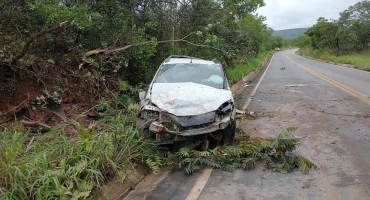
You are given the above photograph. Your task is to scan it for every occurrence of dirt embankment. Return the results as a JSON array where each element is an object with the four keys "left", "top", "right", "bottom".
[
  {"left": 0, "top": 66, "right": 118, "bottom": 132},
  {"left": 0, "top": 54, "right": 272, "bottom": 199}
]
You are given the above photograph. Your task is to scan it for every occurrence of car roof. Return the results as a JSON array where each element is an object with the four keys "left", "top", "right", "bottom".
[{"left": 164, "top": 55, "right": 220, "bottom": 65}]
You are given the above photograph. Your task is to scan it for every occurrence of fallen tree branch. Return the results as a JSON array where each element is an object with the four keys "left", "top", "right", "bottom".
[
  {"left": 86, "top": 28, "right": 221, "bottom": 56},
  {"left": 21, "top": 120, "right": 51, "bottom": 132},
  {"left": 12, "top": 21, "right": 67, "bottom": 63},
  {"left": 104, "top": 39, "right": 220, "bottom": 55}
]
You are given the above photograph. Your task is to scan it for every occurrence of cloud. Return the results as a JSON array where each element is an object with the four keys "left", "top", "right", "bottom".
[{"left": 257, "top": 0, "right": 362, "bottom": 30}]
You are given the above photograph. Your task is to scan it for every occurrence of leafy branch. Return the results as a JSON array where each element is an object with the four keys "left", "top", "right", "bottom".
[
  {"left": 11, "top": 21, "right": 68, "bottom": 64},
  {"left": 165, "top": 127, "right": 314, "bottom": 174},
  {"left": 85, "top": 26, "right": 221, "bottom": 57}
]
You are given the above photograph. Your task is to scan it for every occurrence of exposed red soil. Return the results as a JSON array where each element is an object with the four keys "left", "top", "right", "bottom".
[{"left": 0, "top": 68, "right": 114, "bottom": 130}]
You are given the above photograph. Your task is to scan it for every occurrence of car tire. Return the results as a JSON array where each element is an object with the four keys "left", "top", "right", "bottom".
[{"left": 222, "top": 120, "right": 236, "bottom": 145}]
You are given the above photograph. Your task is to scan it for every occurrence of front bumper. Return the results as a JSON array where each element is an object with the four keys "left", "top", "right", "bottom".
[{"left": 149, "top": 116, "right": 231, "bottom": 136}]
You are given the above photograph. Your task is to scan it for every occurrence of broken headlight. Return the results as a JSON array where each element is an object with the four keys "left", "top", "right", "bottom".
[{"left": 215, "top": 100, "right": 233, "bottom": 121}]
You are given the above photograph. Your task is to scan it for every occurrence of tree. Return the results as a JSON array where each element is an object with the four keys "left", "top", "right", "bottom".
[
  {"left": 338, "top": 0, "right": 370, "bottom": 53},
  {"left": 294, "top": 35, "right": 310, "bottom": 48},
  {"left": 302, "top": 0, "right": 370, "bottom": 54},
  {"left": 305, "top": 17, "right": 338, "bottom": 50},
  {"left": 1, "top": 0, "right": 276, "bottom": 87}
]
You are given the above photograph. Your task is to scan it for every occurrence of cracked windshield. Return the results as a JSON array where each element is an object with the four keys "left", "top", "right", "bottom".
[
  {"left": 1, "top": 0, "right": 369, "bottom": 199},
  {"left": 154, "top": 63, "right": 224, "bottom": 89}
]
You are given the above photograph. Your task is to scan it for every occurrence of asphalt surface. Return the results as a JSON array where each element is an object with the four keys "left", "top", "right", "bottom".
[{"left": 125, "top": 50, "right": 370, "bottom": 200}]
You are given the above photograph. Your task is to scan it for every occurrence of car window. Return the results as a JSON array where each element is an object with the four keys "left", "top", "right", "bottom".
[{"left": 153, "top": 63, "right": 225, "bottom": 89}]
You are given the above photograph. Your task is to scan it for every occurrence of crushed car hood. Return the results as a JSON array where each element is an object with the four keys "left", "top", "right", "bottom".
[{"left": 150, "top": 83, "right": 232, "bottom": 116}]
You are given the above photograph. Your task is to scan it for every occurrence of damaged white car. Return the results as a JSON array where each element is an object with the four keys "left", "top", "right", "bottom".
[{"left": 136, "top": 55, "right": 236, "bottom": 150}]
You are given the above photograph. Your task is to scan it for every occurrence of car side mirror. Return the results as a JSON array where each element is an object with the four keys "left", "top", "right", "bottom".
[{"left": 139, "top": 91, "right": 147, "bottom": 101}]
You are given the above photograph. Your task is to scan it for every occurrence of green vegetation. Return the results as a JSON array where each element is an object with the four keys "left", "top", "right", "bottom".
[
  {"left": 298, "top": 48, "right": 370, "bottom": 71},
  {"left": 294, "top": 0, "right": 370, "bottom": 70},
  {"left": 0, "top": 106, "right": 165, "bottom": 199},
  {"left": 227, "top": 50, "right": 274, "bottom": 84},
  {"left": 0, "top": 65, "right": 314, "bottom": 199},
  {"left": 0, "top": 1, "right": 315, "bottom": 198},
  {"left": 0, "top": 116, "right": 313, "bottom": 199},
  {"left": 0, "top": 0, "right": 281, "bottom": 87},
  {"left": 272, "top": 28, "right": 309, "bottom": 40},
  {"left": 166, "top": 127, "right": 314, "bottom": 174}
]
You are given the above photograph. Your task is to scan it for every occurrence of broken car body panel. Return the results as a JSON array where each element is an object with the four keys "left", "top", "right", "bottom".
[
  {"left": 137, "top": 55, "right": 236, "bottom": 145},
  {"left": 149, "top": 116, "right": 232, "bottom": 136},
  {"left": 150, "top": 82, "right": 233, "bottom": 116}
]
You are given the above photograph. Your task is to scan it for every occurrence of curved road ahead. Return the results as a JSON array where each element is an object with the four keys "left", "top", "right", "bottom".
[{"left": 125, "top": 50, "right": 370, "bottom": 200}]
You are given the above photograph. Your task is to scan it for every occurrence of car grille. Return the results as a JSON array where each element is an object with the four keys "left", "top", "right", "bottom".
[
  {"left": 161, "top": 119, "right": 213, "bottom": 133},
  {"left": 162, "top": 112, "right": 215, "bottom": 127}
]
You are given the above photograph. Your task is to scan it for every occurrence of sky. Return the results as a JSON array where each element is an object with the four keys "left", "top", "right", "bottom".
[{"left": 256, "top": 0, "right": 362, "bottom": 30}]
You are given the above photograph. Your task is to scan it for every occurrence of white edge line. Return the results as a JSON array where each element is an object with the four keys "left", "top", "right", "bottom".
[
  {"left": 242, "top": 54, "right": 275, "bottom": 109},
  {"left": 184, "top": 55, "right": 275, "bottom": 200},
  {"left": 185, "top": 168, "right": 213, "bottom": 200}
]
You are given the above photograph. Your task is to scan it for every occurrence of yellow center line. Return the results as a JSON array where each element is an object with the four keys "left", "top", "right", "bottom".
[{"left": 284, "top": 53, "right": 370, "bottom": 105}]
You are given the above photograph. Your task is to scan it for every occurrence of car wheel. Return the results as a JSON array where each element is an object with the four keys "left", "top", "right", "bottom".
[{"left": 222, "top": 120, "right": 236, "bottom": 145}]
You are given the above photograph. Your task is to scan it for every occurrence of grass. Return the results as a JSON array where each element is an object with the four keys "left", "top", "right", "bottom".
[
  {"left": 0, "top": 106, "right": 316, "bottom": 199},
  {"left": 0, "top": 52, "right": 315, "bottom": 198},
  {"left": 0, "top": 119, "right": 315, "bottom": 199},
  {"left": 298, "top": 48, "right": 370, "bottom": 71},
  {"left": 227, "top": 50, "right": 275, "bottom": 84},
  {"left": 0, "top": 105, "right": 165, "bottom": 199}
]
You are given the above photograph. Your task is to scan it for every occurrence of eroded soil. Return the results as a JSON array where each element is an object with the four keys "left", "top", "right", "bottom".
[{"left": 0, "top": 71, "right": 116, "bottom": 131}]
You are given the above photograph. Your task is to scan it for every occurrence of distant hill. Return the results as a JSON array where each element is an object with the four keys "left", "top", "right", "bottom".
[{"left": 272, "top": 28, "right": 309, "bottom": 40}]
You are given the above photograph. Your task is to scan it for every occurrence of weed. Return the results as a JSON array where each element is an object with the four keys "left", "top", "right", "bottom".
[
  {"left": 236, "top": 126, "right": 245, "bottom": 135},
  {"left": 233, "top": 93, "right": 243, "bottom": 102}
]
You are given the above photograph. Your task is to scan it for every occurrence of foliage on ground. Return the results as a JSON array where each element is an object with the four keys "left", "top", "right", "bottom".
[
  {"left": 0, "top": 97, "right": 314, "bottom": 199},
  {"left": 0, "top": 72, "right": 310, "bottom": 199},
  {"left": 0, "top": 1, "right": 314, "bottom": 197},
  {"left": 165, "top": 127, "right": 314, "bottom": 174},
  {"left": 298, "top": 48, "right": 370, "bottom": 71}
]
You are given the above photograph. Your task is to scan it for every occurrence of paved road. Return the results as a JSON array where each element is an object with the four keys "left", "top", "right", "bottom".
[{"left": 125, "top": 50, "right": 370, "bottom": 200}]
